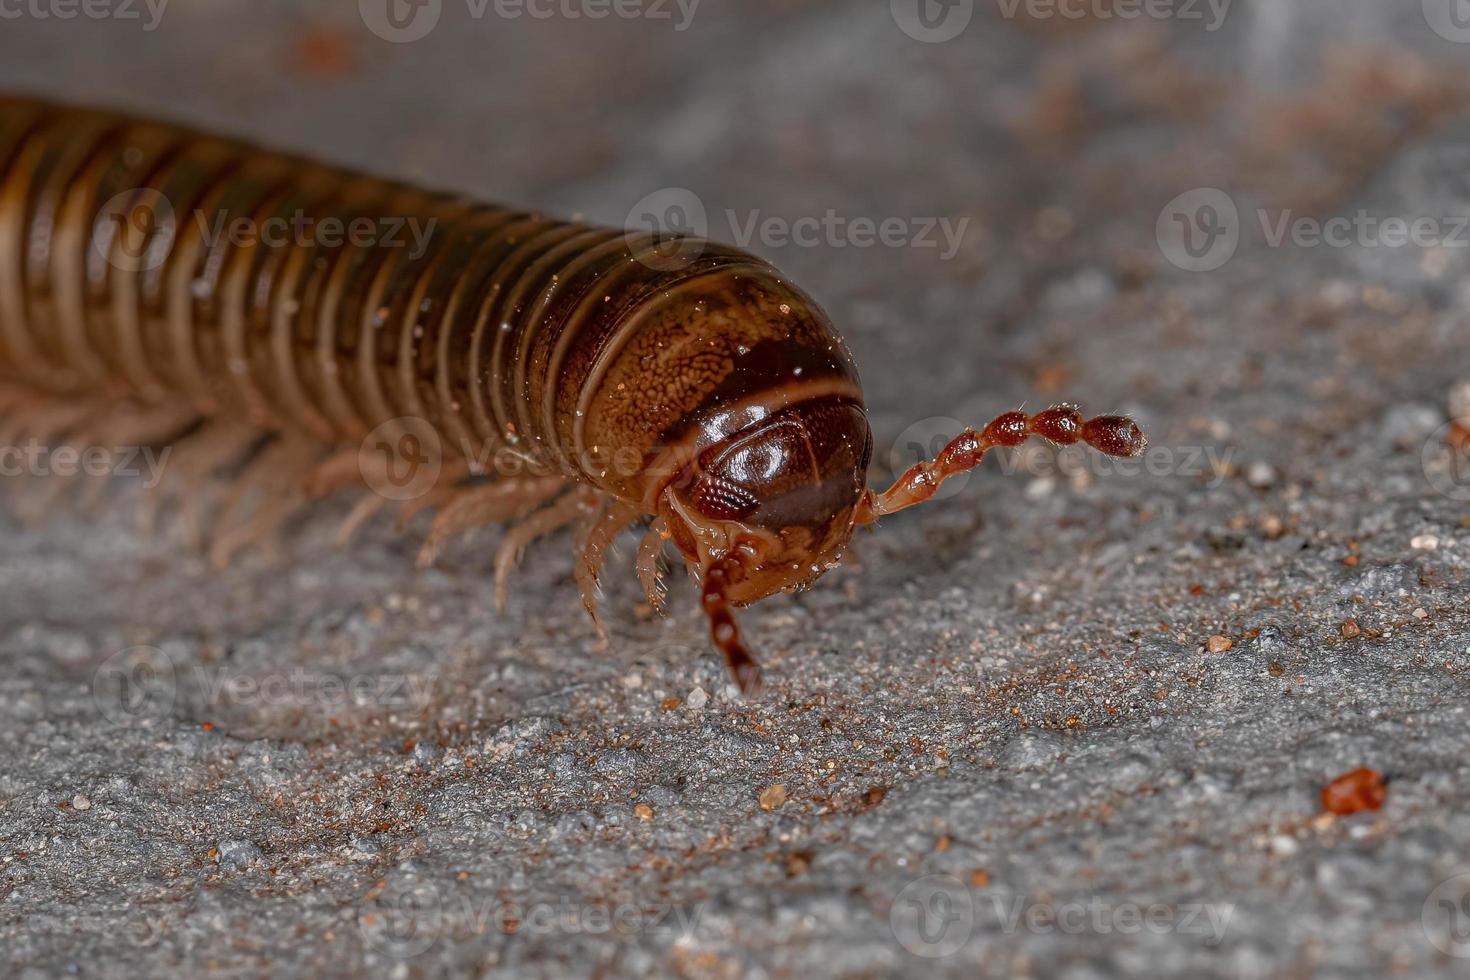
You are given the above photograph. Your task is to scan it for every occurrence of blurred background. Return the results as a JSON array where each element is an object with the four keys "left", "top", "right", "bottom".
[{"left": 5, "top": 2, "right": 1470, "bottom": 978}]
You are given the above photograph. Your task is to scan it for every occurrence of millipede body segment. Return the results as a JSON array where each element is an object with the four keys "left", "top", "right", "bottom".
[{"left": 0, "top": 96, "right": 1147, "bottom": 694}]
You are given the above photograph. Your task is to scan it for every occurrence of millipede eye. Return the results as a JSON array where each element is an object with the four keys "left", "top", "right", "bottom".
[{"left": 691, "top": 477, "right": 761, "bottom": 521}]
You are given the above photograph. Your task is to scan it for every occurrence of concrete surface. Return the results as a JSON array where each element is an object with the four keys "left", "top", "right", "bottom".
[{"left": 4, "top": 1, "right": 1470, "bottom": 977}]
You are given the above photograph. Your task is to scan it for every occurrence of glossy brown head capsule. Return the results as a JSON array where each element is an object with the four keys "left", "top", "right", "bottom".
[
  {"left": 0, "top": 96, "right": 1147, "bottom": 698},
  {"left": 642, "top": 293, "right": 1146, "bottom": 692}
]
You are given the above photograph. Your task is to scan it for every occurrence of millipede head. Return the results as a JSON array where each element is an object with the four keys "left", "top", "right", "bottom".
[{"left": 657, "top": 402, "right": 1145, "bottom": 695}]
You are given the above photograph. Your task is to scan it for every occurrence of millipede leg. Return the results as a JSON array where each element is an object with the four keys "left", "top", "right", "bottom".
[
  {"left": 206, "top": 435, "right": 319, "bottom": 568},
  {"left": 393, "top": 460, "right": 475, "bottom": 530},
  {"left": 493, "top": 489, "right": 595, "bottom": 612},
  {"left": 853, "top": 405, "right": 1146, "bottom": 524},
  {"left": 28, "top": 402, "right": 195, "bottom": 521},
  {"left": 573, "top": 500, "right": 641, "bottom": 642},
  {"left": 303, "top": 448, "right": 366, "bottom": 499},
  {"left": 701, "top": 557, "right": 762, "bottom": 697},
  {"left": 335, "top": 494, "right": 390, "bottom": 547},
  {"left": 137, "top": 419, "right": 262, "bottom": 540},
  {"left": 415, "top": 476, "right": 563, "bottom": 568},
  {"left": 635, "top": 518, "right": 670, "bottom": 615}
]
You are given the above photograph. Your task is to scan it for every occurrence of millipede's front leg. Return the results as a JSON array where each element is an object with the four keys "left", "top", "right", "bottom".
[
  {"left": 702, "top": 558, "right": 763, "bottom": 697},
  {"left": 854, "top": 405, "right": 1145, "bottom": 524}
]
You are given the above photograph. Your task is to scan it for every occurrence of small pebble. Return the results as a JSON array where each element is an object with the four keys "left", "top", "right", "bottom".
[
  {"left": 1449, "top": 380, "right": 1470, "bottom": 420},
  {"left": 1245, "top": 460, "right": 1277, "bottom": 488},
  {"left": 1321, "top": 767, "right": 1387, "bottom": 815},
  {"left": 1207, "top": 635, "right": 1233, "bottom": 653},
  {"left": 1270, "top": 835, "right": 1299, "bottom": 856},
  {"left": 1340, "top": 619, "right": 1361, "bottom": 639},
  {"left": 685, "top": 686, "right": 709, "bottom": 710},
  {"left": 71, "top": 795, "right": 90, "bottom": 811},
  {"left": 1413, "top": 608, "right": 1428, "bottom": 619},
  {"left": 217, "top": 839, "right": 264, "bottom": 870},
  {"left": 759, "top": 784, "right": 787, "bottom": 811},
  {"left": 1411, "top": 534, "right": 1439, "bottom": 551},
  {"left": 634, "top": 803, "right": 654, "bottom": 822}
]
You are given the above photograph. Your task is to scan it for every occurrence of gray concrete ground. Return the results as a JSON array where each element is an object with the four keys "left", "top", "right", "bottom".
[{"left": 4, "top": 1, "right": 1470, "bottom": 976}]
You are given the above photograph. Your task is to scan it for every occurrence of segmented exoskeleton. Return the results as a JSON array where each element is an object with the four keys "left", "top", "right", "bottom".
[{"left": 0, "top": 96, "right": 1146, "bottom": 693}]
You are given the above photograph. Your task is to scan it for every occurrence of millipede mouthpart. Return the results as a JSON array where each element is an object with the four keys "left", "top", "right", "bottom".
[{"left": 0, "top": 96, "right": 1146, "bottom": 695}]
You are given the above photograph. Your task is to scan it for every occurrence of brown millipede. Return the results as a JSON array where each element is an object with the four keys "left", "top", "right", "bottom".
[{"left": 0, "top": 95, "right": 1147, "bottom": 695}]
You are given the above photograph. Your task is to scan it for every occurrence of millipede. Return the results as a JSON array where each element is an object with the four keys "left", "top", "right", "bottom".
[{"left": 0, "top": 95, "right": 1146, "bottom": 695}]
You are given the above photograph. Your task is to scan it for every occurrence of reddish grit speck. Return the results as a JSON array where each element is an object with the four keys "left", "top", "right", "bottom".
[{"left": 1321, "top": 767, "right": 1386, "bottom": 815}]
